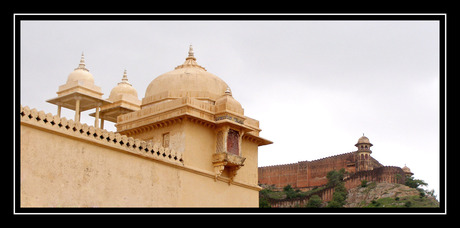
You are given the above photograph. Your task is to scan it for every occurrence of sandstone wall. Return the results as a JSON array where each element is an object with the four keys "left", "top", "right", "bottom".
[{"left": 259, "top": 152, "right": 383, "bottom": 189}]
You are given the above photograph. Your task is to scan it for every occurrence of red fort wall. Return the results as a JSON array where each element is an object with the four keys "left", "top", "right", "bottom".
[
  {"left": 258, "top": 152, "right": 383, "bottom": 190},
  {"left": 266, "top": 166, "right": 406, "bottom": 208}
]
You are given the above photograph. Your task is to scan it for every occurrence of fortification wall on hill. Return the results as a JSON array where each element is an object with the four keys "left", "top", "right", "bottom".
[
  {"left": 343, "top": 166, "right": 406, "bottom": 189},
  {"left": 258, "top": 152, "right": 383, "bottom": 189},
  {"left": 258, "top": 163, "right": 300, "bottom": 189},
  {"left": 266, "top": 166, "right": 406, "bottom": 208}
]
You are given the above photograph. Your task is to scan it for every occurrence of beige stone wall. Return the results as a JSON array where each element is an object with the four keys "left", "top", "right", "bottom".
[
  {"left": 19, "top": 106, "right": 260, "bottom": 207},
  {"left": 183, "top": 120, "right": 216, "bottom": 173},
  {"left": 239, "top": 139, "right": 259, "bottom": 186},
  {"left": 21, "top": 124, "right": 181, "bottom": 207}
]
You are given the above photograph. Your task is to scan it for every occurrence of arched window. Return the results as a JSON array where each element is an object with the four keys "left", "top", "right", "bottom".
[
  {"left": 365, "top": 154, "right": 368, "bottom": 159},
  {"left": 360, "top": 154, "right": 364, "bottom": 160}
]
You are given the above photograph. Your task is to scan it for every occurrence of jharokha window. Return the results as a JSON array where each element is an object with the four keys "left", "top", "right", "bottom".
[{"left": 227, "top": 129, "right": 240, "bottom": 155}]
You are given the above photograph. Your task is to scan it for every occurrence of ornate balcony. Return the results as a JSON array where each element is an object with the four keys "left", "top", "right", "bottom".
[{"left": 212, "top": 152, "right": 246, "bottom": 184}]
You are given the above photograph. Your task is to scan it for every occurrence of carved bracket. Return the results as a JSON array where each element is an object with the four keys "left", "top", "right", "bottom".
[{"left": 212, "top": 152, "right": 246, "bottom": 184}]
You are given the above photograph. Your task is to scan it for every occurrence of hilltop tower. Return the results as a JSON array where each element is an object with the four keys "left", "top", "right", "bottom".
[
  {"left": 402, "top": 164, "right": 414, "bottom": 177},
  {"left": 355, "top": 134, "right": 373, "bottom": 171}
]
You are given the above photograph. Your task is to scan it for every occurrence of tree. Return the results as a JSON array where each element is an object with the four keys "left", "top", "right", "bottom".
[
  {"left": 283, "top": 184, "right": 298, "bottom": 199},
  {"left": 405, "top": 176, "right": 428, "bottom": 189},
  {"left": 283, "top": 184, "right": 294, "bottom": 192},
  {"left": 326, "top": 168, "right": 346, "bottom": 187},
  {"left": 325, "top": 169, "right": 348, "bottom": 208},
  {"left": 327, "top": 182, "right": 348, "bottom": 208},
  {"left": 305, "top": 195, "right": 322, "bottom": 208},
  {"left": 259, "top": 197, "right": 271, "bottom": 208}
]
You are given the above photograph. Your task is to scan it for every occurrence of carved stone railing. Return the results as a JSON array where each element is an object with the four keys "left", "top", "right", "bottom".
[{"left": 19, "top": 105, "right": 183, "bottom": 165}]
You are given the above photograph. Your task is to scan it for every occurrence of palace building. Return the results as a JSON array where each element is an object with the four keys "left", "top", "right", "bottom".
[{"left": 20, "top": 46, "right": 272, "bottom": 207}]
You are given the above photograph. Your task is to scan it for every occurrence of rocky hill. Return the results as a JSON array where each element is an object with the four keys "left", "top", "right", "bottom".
[
  {"left": 345, "top": 182, "right": 439, "bottom": 208},
  {"left": 259, "top": 182, "right": 439, "bottom": 208}
]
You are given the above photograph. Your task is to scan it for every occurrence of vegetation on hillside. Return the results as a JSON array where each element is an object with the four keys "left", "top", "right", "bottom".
[
  {"left": 259, "top": 169, "right": 346, "bottom": 208},
  {"left": 259, "top": 184, "right": 327, "bottom": 208},
  {"left": 354, "top": 180, "right": 439, "bottom": 208},
  {"left": 259, "top": 170, "right": 439, "bottom": 208},
  {"left": 325, "top": 169, "right": 348, "bottom": 208},
  {"left": 364, "top": 195, "right": 438, "bottom": 208}
]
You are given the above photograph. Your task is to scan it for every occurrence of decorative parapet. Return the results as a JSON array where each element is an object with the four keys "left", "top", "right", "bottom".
[{"left": 19, "top": 105, "right": 183, "bottom": 165}]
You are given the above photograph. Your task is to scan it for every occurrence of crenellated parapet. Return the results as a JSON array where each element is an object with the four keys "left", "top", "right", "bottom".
[{"left": 19, "top": 105, "right": 184, "bottom": 165}]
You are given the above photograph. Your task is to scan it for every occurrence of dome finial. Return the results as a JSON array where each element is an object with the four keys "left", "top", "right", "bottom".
[
  {"left": 119, "top": 69, "right": 131, "bottom": 86},
  {"left": 188, "top": 44, "right": 194, "bottom": 58},
  {"left": 175, "top": 44, "right": 205, "bottom": 70},
  {"left": 75, "top": 52, "right": 89, "bottom": 72},
  {"left": 122, "top": 69, "right": 128, "bottom": 82},
  {"left": 225, "top": 87, "right": 232, "bottom": 95}
]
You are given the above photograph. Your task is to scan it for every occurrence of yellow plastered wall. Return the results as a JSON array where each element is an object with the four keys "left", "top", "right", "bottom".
[{"left": 20, "top": 115, "right": 259, "bottom": 207}]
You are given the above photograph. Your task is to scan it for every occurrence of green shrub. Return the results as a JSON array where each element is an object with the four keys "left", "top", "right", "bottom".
[{"left": 305, "top": 195, "right": 322, "bottom": 208}]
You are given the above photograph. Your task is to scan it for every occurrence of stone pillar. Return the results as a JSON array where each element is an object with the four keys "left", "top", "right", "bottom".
[
  {"left": 94, "top": 105, "right": 100, "bottom": 128},
  {"left": 57, "top": 105, "right": 61, "bottom": 117},
  {"left": 75, "top": 98, "right": 81, "bottom": 122}
]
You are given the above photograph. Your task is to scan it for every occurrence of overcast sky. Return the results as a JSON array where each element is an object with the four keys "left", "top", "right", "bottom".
[{"left": 19, "top": 18, "right": 441, "bottom": 198}]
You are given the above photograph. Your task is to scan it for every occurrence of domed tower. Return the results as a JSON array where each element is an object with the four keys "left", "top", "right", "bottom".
[
  {"left": 402, "top": 164, "right": 414, "bottom": 177},
  {"left": 47, "top": 53, "right": 110, "bottom": 126},
  {"left": 116, "top": 45, "right": 272, "bottom": 183},
  {"left": 89, "top": 70, "right": 141, "bottom": 128},
  {"left": 108, "top": 70, "right": 139, "bottom": 103},
  {"left": 355, "top": 134, "right": 373, "bottom": 171}
]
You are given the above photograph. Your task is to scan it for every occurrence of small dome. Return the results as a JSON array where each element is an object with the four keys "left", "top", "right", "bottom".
[
  {"left": 143, "top": 45, "right": 229, "bottom": 106},
  {"left": 66, "top": 53, "right": 95, "bottom": 85},
  {"left": 108, "top": 70, "right": 139, "bottom": 102},
  {"left": 357, "top": 135, "right": 370, "bottom": 144},
  {"left": 215, "top": 88, "right": 244, "bottom": 115},
  {"left": 355, "top": 134, "right": 373, "bottom": 149},
  {"left": 402, "top": 165, "right": 411, "bottom": 173}
]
